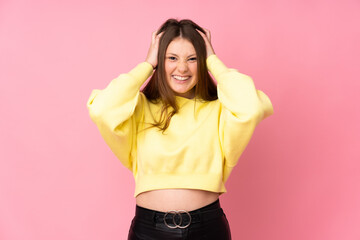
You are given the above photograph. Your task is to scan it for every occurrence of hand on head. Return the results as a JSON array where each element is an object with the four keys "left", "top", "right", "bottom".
[
  {"left": 196, "top": 28, "right": 215, "bottom": 58},
  {"left": 145, "top": 30, "right": 164, "bottom": 69}
]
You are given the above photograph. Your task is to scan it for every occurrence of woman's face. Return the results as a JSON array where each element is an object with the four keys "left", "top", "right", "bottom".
[{"left": 165, "top": 37, "right": 198, "bottom": 99}]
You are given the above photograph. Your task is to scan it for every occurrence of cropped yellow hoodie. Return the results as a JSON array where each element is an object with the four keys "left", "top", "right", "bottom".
[{"left": 86, "top": 54, "right": 274, "bottom": 197}]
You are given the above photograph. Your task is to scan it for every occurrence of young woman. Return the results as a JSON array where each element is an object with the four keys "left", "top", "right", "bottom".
[{"left": 87, "top": 18, "right": 274, "bottom": 240}]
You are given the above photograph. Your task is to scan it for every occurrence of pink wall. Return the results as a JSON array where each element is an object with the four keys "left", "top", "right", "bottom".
[{"left": 1, "top": 0, "right": 359, "bottom": 239}]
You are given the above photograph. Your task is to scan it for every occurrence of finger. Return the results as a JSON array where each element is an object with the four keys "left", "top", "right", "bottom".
[
  {"left": 196, "top": 29, "right": 206, "bottom": 38},
  {"left": 151, "top": 30, "right": 157, "bottom": 42},
  {"left": 154, "top": 32, "right": 164, "bottom": 46},
  {"left": 196, "top": 29, "right": 210, "bottom": 43},
  {"left": 203, "top": 28, "right": 211, "bottom": 41},
  {"left": 156, "top": 31, "right": 164, "bottom": 39},
  {"left": 196, "top": 28, "right": 204, "bottom": 35}
]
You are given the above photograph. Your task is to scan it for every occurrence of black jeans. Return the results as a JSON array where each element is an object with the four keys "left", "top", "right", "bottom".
[{"left": 128, "top": 199, "right": 231, "bottom": 240}]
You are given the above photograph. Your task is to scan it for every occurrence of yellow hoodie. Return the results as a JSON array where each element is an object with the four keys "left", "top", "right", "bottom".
[{"left": 86, "top": 54, "right": 274, "bottom": 197}]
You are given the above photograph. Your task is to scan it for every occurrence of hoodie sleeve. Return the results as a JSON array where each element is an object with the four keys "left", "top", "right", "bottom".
[
  {"left": 86, "top": 62, "right": 154, "bottom": 171},
  {"left": 206, "top": 54, "right": 274, "bottom": 182}
]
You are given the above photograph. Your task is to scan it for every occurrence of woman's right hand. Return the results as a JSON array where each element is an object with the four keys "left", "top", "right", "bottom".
[{"left": 145, "top": 30, "right": 163, "bottom": 69}]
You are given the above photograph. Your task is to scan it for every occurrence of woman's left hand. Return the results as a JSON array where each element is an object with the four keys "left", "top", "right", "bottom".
[{"left": 197, "top": 28, "right": 215, "bottom": 58}]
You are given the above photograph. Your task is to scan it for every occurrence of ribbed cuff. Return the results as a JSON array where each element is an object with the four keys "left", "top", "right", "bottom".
[{"left": 127, "top": 61, "right": 154, "bottom": 87}]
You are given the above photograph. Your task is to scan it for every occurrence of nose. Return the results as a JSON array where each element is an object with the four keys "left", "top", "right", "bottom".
[{"left": 177, "top": 61, "right": 189, "bottom": 73}]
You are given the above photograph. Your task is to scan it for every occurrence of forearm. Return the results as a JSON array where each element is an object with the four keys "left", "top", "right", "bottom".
[{"left": 87, "top": 61, "right": 153, "bottom": 121}]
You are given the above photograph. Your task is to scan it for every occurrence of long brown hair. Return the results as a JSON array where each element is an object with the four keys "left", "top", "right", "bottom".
[{"left": 141, "top": 19, "right": 218, "bottom": 133}]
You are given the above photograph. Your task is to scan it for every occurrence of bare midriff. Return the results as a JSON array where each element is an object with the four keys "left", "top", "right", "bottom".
[{"left": 136, "top": 189, "right": 220, "bottom": 212}]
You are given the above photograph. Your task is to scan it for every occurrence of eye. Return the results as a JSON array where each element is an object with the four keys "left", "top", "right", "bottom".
[
  {"left": 168, "top": 56, "right": 177, "bottom": 61},
  {"left": 188, "top": 57, "right": 197, "bottom": 61}
]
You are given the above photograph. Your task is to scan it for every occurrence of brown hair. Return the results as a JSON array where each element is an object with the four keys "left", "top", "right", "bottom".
[{"left": 141, "top": 18, "right": 218, "bottom": 133}]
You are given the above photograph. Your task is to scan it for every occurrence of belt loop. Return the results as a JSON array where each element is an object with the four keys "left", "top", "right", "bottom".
[
  {"left": 192, "top": 209, "right": 202, "bottom": 223},
  {"left": 198, "top": 210, "right": 203, "bottom": 223},
  {"left": 151, "top": 211, "right": 157, "bottom": 226}
]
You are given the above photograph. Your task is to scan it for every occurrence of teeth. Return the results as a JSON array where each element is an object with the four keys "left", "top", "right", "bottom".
[{"left": 173, "top": 75, "right": 190, "bottom": 81}]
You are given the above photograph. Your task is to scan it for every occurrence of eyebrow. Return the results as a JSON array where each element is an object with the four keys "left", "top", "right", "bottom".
[{"left": 167, "top": 53, "right": 197, "bottom": 57}]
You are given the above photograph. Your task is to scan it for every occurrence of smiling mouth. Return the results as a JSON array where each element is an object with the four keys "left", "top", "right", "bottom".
[{"left": 172, "top": 75, "right": 191, "bottom": 81}]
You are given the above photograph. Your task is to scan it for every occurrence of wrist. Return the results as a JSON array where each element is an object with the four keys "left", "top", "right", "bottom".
[
  {"left": 207, "top": 48, "right": 215, "bottom": 58},
  {"left": 207, "top": 52, "right": 216, "bottom": 59},
  {"left": 145, "top": 60, "right": 156, "bottom": 69}
]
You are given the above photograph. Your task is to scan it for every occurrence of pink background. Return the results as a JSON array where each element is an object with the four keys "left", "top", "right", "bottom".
[{"left": 1, "top": 0, "right": 359, "bottom": 239}]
